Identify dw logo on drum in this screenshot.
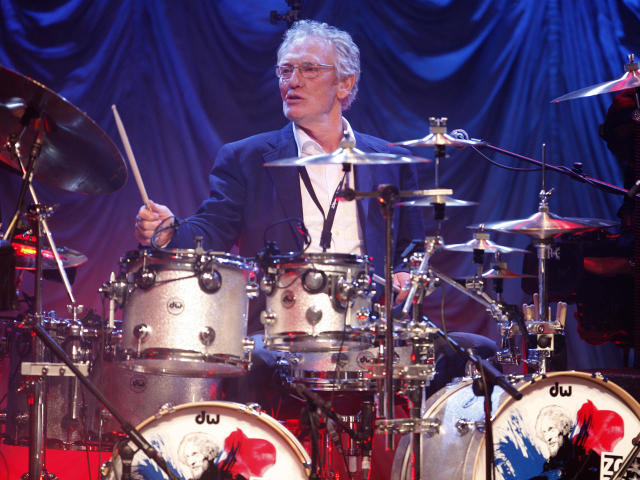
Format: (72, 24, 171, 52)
(167, 297, 185, 315)
(195, 410, 220, 425)
(549, 382, 572, 397)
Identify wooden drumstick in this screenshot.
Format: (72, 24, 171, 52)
(111, 104, 151, 210)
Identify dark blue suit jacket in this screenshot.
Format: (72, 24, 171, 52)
(171, 123, 424, 330)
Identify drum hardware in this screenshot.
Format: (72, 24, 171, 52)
(0, 65, 128, 479)
(293, 383, 369, 480)
(28, 316, 180, 480)
(260, 252, 375, 352)
(112, 248, 257, 377)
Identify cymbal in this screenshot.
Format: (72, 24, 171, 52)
(12, 234, 88, 270)
(443, 232, 529, 254)
(552, 55, 640, 103)
(482, 265, 535, 279)
(0, 66, 127, 194)
(475, 211, 618, 240)
(265, 140, 431, 166)
(398, 188, 477, 207)
(390, 132, 485, 148)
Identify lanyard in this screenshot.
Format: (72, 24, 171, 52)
(298, 166, 348, 251)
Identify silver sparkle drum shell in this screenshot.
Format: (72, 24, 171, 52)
(120, 249, 257, 377)
(261, 253, 374, 352)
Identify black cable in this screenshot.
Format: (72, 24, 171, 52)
(150, 216, 179, 250)
(470, 145, 541, 172)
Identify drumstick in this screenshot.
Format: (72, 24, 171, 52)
(111, 104, 151, 210)
(373, 274, 401, 292)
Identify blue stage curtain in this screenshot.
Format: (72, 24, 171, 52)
(1, 0, 638, 361)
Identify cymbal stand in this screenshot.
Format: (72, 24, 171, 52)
(5, 123, 78, 479)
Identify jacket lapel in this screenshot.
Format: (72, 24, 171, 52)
(263, 125, 303, 242)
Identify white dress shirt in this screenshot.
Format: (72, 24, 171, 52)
(293, 119, 364, 254)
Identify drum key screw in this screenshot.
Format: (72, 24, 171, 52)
(305, 305, 323, 325)
(199, 326, 216, 346)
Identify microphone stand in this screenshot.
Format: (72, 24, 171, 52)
(474, 142, 635, 198)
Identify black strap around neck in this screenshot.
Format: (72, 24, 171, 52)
(298, 166, 347, 251)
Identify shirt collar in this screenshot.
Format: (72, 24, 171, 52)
(292, 118, 355, 157)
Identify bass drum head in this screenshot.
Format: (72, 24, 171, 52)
(392, 371, 640, 480)
(102, 401, 310, 480)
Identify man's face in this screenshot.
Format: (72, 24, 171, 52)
(183, 445, 207, 478)
(539, 416, 565, 457)
(278, 37, 352, 128)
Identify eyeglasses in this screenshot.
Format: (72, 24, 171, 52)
(275, 63, 336, 80)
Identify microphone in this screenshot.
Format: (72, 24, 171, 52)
(627, 179, 640, 198)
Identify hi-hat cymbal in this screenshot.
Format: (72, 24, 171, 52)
(443, 232, 529, 254)
(482, 265, 535, 279)
(265, 140, 431, 166)
(475, 211, 617, 240)
(390, 132, 485, 148)
(552, 55, 640, 103)
(0, 66, 127, 194)
(398, 188, 478, 207)
(12, 234, 88, 270)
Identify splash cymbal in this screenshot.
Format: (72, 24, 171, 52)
(398, 189, 477, 207)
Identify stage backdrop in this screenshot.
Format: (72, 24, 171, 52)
(0, 1, 637, 355)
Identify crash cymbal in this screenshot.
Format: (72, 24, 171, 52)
(12, 234, 88, 270)
(475, 211, 618, 240)
(265, 140, 431, 166)
(552, 54, 640, 103)
(0, 66, 126, 194)
(398, 188, 478, 207)
(443, 232, 529, 254)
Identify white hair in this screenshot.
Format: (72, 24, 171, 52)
(277, 20, 360, 110)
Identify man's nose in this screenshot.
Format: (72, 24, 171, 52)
(288, 67, 304, 86)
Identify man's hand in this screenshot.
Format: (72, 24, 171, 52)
(134, 200, 175, 247)
(392, 271, 411, 306)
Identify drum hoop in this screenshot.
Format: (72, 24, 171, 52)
(123, 249, 257, 273)
(273, 252, 370, 268)
(130, 401, 311, 471)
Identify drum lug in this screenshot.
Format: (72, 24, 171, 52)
(199, 326, 216, 346)
(155, 403, 175, 418)
(243, 337, 255, 353)
(246, 402, 262, 413)
(246, 281, 259, 299)
(260, 310, 277, 326)
(305, 306, 323, 326)
(100, 460, 113, 480)
(133, 324, 151, 343)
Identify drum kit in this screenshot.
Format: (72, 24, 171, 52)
(0, 53, 639, 480)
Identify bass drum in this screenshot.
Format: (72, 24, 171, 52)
(392, 371, 640, 480)
(101, 401, 310, 480)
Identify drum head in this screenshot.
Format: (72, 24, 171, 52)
(104, 401, 310, 480)
(393, 371, 640, 480)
